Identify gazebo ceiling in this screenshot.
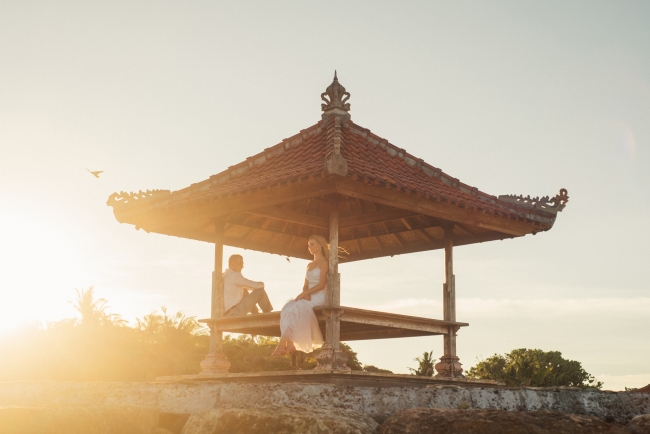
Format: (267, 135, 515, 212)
(107, 73, 568, 262)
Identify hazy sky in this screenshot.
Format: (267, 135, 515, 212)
(1, 1, 648, 390)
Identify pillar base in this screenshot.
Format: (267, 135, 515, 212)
(199, 352, 231, 375)
(314, 345, 350, 371)
(434, 355, 464, 378)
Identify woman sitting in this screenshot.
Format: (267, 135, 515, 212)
(271, 235, 329, 357)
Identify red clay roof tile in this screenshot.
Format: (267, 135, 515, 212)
(158, 116, 561, 226)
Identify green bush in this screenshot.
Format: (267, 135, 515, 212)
(466, 348, 603, 388)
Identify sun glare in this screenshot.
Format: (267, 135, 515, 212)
(0, 211, 91, 336)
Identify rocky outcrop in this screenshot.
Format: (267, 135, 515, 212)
(628, 414, 650, 434)
(181, 405, 379, 434)
(379, 408, 626, 434)
(1, 381, 649, 425)
(0, 405, 160, 434)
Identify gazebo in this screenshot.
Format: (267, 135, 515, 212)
(107, 73, 568, 378)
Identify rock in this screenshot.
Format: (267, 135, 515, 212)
(181, 405, 379, 434)
(636, 385, 650, 393)
(159, 413, 190, 434)
(3, 381, 650, 425)
(379, 408, 626, 434)
(0, 405, 159, 434)
(628, 414, 650, 434)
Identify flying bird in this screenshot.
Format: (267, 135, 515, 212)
(286, 257, 290, 263)
(86, 169, 103, 178)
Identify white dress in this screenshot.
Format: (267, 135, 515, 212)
(280, 267, 326, 352)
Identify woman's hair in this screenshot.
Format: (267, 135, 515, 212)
(309, 235, 330, 260)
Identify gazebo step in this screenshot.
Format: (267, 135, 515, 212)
(199, 306, 468, 341)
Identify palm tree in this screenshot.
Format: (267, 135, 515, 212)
(136, 307, 208, 377)
(71, 287, 124, 327)
(409, 350, 435, 377)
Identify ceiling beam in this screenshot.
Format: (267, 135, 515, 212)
(333, 178, 541, 237)
(118, 179, 336, 233)
(135, 216, 517, 262)
(224, 214, 433, 244)
(340, 208, 419, 229)
(247, 206, 328, 229)
(342, 232, 518, 262)
(222, 236, 312, 260)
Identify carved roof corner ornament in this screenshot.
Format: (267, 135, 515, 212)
(107, 189, 171, 208)
(321, 71, 351, 122)
(324, 114, 349, 177)
(498, 188, 569, 215)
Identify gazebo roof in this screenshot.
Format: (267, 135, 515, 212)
(107, 74, 568, 262)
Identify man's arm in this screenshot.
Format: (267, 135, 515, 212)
(232, 273, 264, 291)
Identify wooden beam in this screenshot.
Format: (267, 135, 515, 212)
(400, 217, 413, 230)
(199, 219, 231, 375)
(341, 231, 515, 262)
(119, 179, 336, 233)
(373, 236, 384, 252)
(247, 206, 328, 229)
(333, 178, 539, 236)
(394, 232, 409, 248)
(341, 329, 441, 341)
(224, 217, 328, 243)
(443, 226, 456, 358)
(362, 200, 378, 213)
(222, 235, 313, 260)
(340, 208, 419, 229)
(240, 226, 256, 242)
(337, 316, 452, 335)
(391, 233, 404, 248)
(418, 228, 438, 244)
(212, 222, 225, 321)
(209, 220, 225, 352)
(260, 217, 272, 230)
(455, 222, 477, 236)
(327, 197, 341, 343)
(132, 212, 514, 262)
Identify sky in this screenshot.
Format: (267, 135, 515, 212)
(1, 1, 648, 390)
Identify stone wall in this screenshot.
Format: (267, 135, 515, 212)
(0, 381, 648, 424)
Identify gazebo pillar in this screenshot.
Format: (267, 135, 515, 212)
(435, 225, 464, 377)
(199, 220, 231, 375)
(315, 197, 349, 371)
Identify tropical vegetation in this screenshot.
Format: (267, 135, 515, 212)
(466, 348, 603, 388)
(0, 288, 601, 387)
(0, 287, 387, 381)
(408, 350, 435, 377)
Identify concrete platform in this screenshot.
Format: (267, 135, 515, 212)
(155, 370, 498, 388)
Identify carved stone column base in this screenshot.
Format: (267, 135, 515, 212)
(434, 355, 464, 378)
(199, 352, 231, 375)
(314, 345, 350, 371)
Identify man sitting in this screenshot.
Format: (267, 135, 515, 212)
(223, 254, 273, 317)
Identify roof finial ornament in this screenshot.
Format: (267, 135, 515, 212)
(321, 71, 351, 113)
(322, 71, 349, 176)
